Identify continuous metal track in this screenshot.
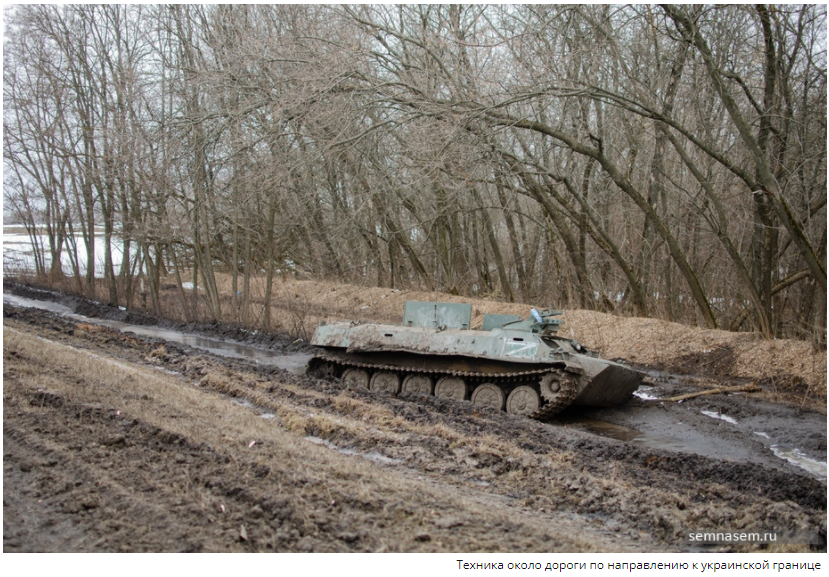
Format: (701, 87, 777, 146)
(308, 353, 580, 419)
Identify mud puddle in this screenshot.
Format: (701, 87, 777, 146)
(558, 415, 743, 465)
(560, 394, 827, 482)
(3, 293, 312, 374)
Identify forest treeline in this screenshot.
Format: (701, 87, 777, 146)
(3, 5, 826, 342)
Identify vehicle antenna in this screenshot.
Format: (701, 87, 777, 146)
(434, 249, 441, 327)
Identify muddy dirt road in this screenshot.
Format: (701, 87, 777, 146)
(3, 285, 826, 553)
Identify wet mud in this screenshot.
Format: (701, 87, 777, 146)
(3, 283, 826, 552)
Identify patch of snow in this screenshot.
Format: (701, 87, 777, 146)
(770, 445, 827, 480)
(701, 410, 738, 424)
(231, 398, 255, 410)
(152, 366, 180, 376)
(363, 451, 402, 465)
(633, 386, 660, 401)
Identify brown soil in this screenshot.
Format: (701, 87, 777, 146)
(3, 288, 826, 554)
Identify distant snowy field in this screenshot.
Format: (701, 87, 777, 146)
(4, 228, 127, 278)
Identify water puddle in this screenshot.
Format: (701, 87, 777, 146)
(770, 445, 827, 480)
(630, 432, 727, 458)
(4, 294, 75, 316)
(559, 416, 641, 442)
(558, 415, 748, 463)
(559, 414, 826, 481)
(305, 435, 402, 465)
(3, 293, 312, 374)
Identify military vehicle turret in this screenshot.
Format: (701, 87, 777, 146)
(306, 301, 641, 419)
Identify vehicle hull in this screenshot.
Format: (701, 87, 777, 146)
(309, 320, 641, 415)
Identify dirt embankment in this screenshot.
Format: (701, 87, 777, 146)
(3, 287, 826, 553)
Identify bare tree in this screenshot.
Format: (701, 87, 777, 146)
(5, 4, 824, 342)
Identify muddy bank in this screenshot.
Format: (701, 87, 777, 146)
(5, 282, 313, 354)
(3, 288, 826, 552)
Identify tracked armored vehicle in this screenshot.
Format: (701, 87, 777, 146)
(307, 301, 641, 419)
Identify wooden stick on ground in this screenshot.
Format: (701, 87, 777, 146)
(650, 383, 762, 403)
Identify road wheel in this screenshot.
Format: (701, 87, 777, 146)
(341, 368, 370, 389)
(369, 371, 401, 394)
(401, 374, 433, 396)
(506, 385, 540, 415)
(471, 383, 505, 411)
(435, 377, 467, 401)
